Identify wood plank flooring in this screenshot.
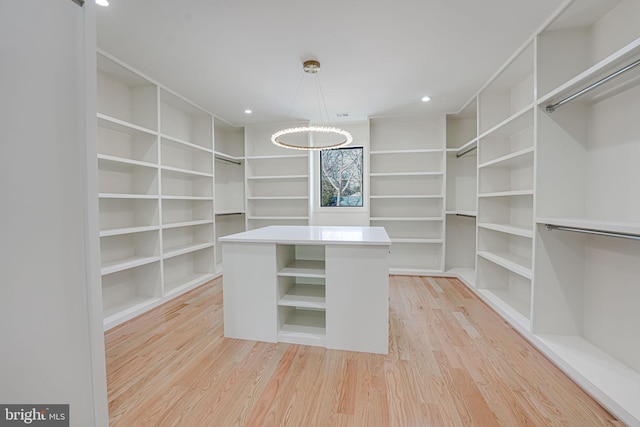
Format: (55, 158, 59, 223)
(105, 276, 622, 426)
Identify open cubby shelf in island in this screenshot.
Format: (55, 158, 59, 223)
(220, 226, 390, 354)
(369, 116, 446, 274)
(96, 51, 218, 330)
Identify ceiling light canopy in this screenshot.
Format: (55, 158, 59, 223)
(421, 96, 431, 102)
(271, 60, 352, 151)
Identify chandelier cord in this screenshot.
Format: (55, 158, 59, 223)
(285, 71, 306, 118)
(314, 73, 338, 143)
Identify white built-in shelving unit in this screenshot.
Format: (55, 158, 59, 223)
(445, 99, 478, 285)
(369, 116, 446, 274)
(97, 51, 219, 329)
(159, 87, 216, 299)
(450, 1, 640, 424)
(531, 0, 640, 424)
(475, 41, 536, 332)
(214, 118, 245, 274)
(244, 123, 310, 230)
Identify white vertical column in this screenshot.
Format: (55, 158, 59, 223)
(325, 244, 390, 354)
(222, 242, 278, 342)
(0, 0, 108, 425)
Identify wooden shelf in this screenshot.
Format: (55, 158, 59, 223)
(161, 165, 213, 178)
(159, 134, 213, 154)
(99, 225, 159, 237)
(101, 256, 160, 276)
(278, 309, 326, 346)
(163, 242, 215, 259)
(479, 105, 534, 140)
(371, 194, 443, 199)
(246, 175, 308, 180)
(279, 285, 326, 309)
(247, 216, 309, 221)
(162, 219, 213, 229)
(97, 154, 157, 169)
(278, 260, 326, 278)
(97, 113, 157, 136)
(247, 196, 307, 200)
(478, 189, 533, 198)
(98, 193, 158, 199)
(370, 148, 442, 154)
(370, 171, 443, 177)
(478, 222, 533, 238)
(478, 147, 534, 169)
(161, 195, 213, 201)
(534, 334, 640, 425)
(477, 250, 532, 279)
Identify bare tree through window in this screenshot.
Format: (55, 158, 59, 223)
(320, 147, 363, 207)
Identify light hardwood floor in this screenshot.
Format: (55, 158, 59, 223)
(105, 276, 621, 426)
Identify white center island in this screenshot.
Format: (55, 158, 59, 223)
(219, 225, 391, 354)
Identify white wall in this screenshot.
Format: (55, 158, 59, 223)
(310, 121, 370, 226)
(0, 1, 108, 426)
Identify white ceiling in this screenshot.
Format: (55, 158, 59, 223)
(96, 0, 562, 127)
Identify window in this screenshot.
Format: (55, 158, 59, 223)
(320, 147, 363, 207)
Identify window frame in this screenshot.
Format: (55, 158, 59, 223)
(318, 146, 365, 209)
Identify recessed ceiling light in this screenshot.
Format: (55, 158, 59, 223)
(421, 96, 431, 102)
(244, 109, 252, 114)
(96, 0, 109, 6)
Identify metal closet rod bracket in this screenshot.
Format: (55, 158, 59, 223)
(546, 58, 640, 113)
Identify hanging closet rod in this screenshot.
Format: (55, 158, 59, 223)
(546, 58, 640, 113)
(544, 224, 640, 241)
(456, 145, 477, 158)
(456, 213, 476, 218)
(215, 212, 244, 216)
(215, 156, 242, 166)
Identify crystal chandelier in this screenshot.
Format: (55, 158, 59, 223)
(271, 60, 353, 151)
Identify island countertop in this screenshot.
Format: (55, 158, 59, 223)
(219, 225, 391, 246)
